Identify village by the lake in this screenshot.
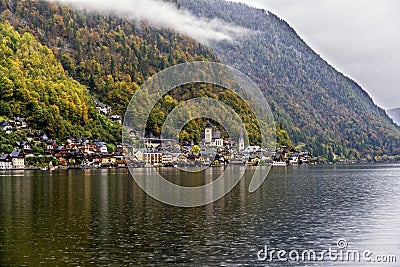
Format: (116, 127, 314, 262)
(1, 115, 398, 171)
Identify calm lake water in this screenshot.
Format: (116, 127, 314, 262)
(1, 164, 399, 266)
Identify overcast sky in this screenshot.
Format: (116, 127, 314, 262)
(229, 0, 400, 110)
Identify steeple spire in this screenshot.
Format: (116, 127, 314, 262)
(238, 125, 244, 152)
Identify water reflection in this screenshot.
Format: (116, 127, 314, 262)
(0, 165, 399, 266)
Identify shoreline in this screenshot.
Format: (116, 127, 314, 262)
(1, 161, 399, 172)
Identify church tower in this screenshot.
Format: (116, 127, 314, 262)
(238, 126, 244, 152)
(205, 121, 212, 144)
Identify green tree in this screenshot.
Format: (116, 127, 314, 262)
(190, 145, 200, 155)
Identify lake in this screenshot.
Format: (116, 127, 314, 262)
(1, 164, 399, 266)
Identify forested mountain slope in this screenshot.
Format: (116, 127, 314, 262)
(179, 0, 400, 157)
(0, 21, 120, 142)
(1, 0, 217, 115)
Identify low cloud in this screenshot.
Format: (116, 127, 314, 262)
(51, 0, 249, 44)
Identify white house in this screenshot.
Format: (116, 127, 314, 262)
(94, 141, 108, 154)
(46, 140, 58, 151)
(0, 154, 12, 169)
(214, 138, 223, 147)
(99, 145, 108, 154)
(10, 149, 25, 169)
(14, 117, 28, 129)
(177, 153, 188, 163)
(162, 154, 173, 165)
(143, 152, 163, 164)
(134, 149, 144, 161)
(96, 103, 111, 115)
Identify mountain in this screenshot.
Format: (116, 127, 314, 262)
(0, 0, 271, 146)
(178, 0, 400, 157)
(1, 0, 399, 157)
(387, 109, 400, 126)
(0, 21, 120, 143)
(0, 0, 226, 143)
(0, 0, 217, 115)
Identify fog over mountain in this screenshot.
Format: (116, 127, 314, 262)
(49, 0, 250, 44)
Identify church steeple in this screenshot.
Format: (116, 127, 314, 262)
(205, 120, 212, 144)
(238, 126, 244, 152)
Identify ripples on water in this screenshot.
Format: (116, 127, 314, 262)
(0, 164, 399, 266)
